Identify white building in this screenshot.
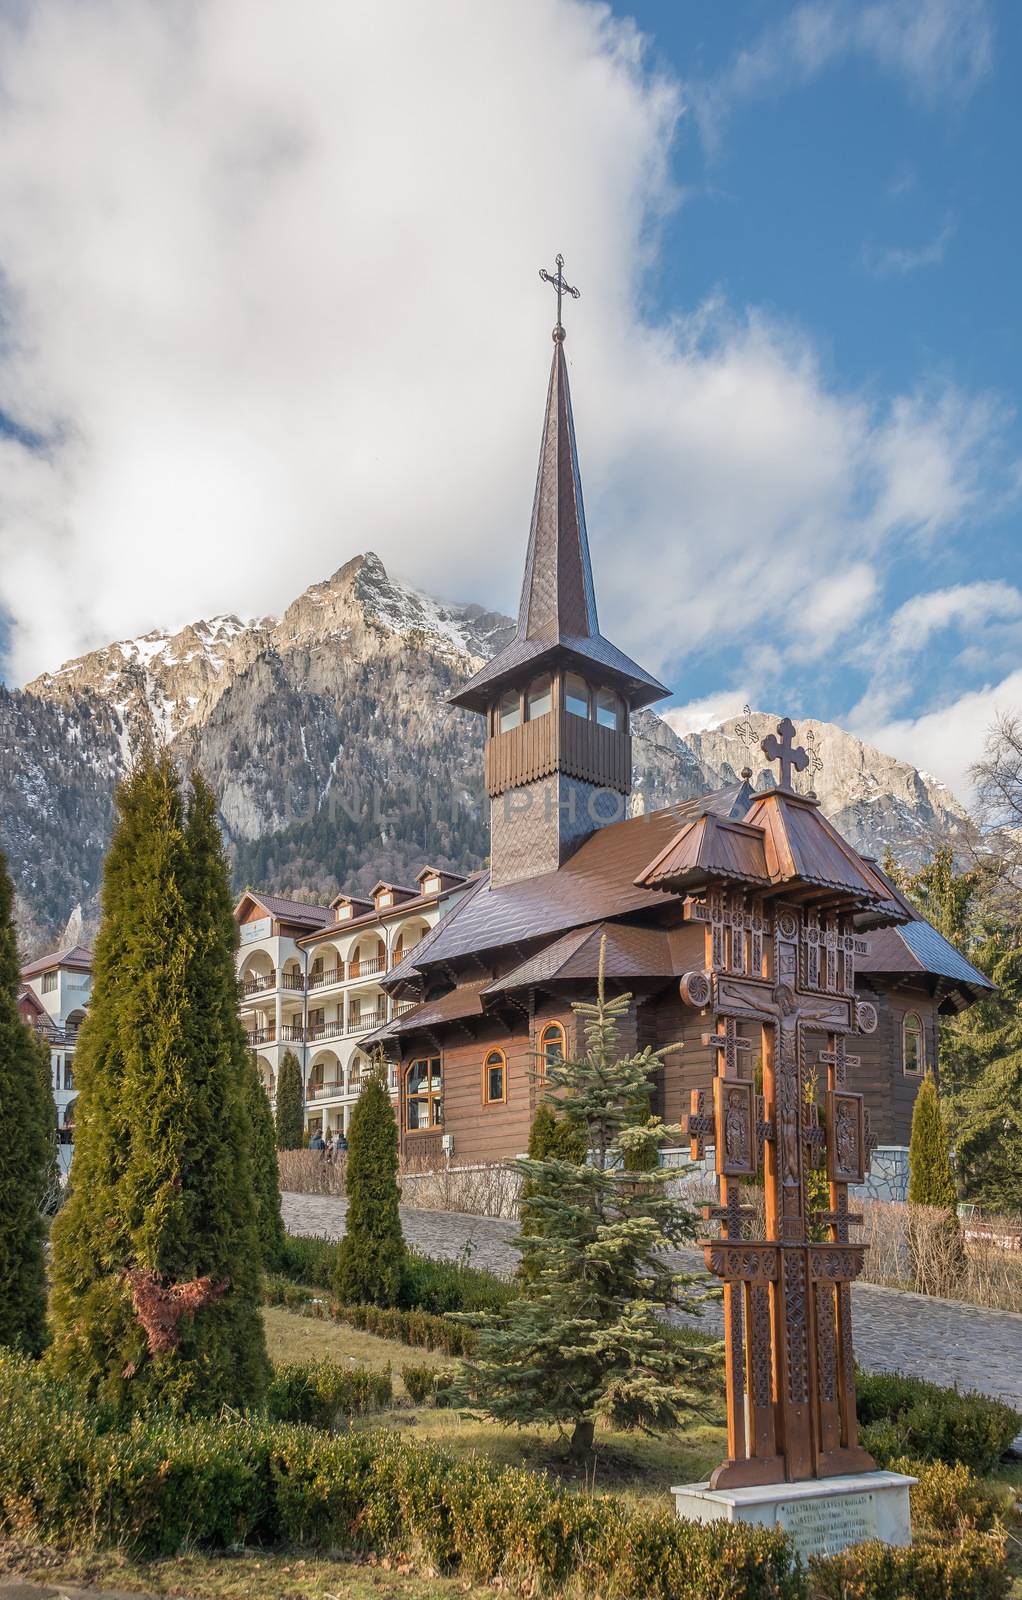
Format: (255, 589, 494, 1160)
(18, 943, 93, 1172)
(234, 868, 470, 1136)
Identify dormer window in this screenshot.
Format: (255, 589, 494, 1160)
(498, 689, 521, 733)
(422, 875, 441, 896)
(336, 903, 353, 921)
(377, 889, 394, 909)
(564, 673, 590, 719)
(526, 674, 552, 721)
(596, 687, 621, 731)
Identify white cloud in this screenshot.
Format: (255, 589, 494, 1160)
(888, 579, 1022, 650)
(691, 0, 993, 152)
(0, 0, 1014, 731)
(862, 214, 957, 278)
(663, 690, 754, 737)
(860, 669, 1022, 802)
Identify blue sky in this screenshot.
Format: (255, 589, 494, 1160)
(0, 0, 1017, 801)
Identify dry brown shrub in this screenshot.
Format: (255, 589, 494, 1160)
(277, 1148, 347, 1197)
(851, 1200, 1022, 1310)
(398, 1158, 521, 1219)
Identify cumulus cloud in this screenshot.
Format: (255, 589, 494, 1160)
(0, 0, 1015, 809)
(860, 668, 1022, 801)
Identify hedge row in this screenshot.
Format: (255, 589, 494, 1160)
(0, 1356, 1012, 1600)
(266, 1361, 392, 1427)
(856, 1370, 1020, 1475)
(262, 1276, 480, 1356)
(0, 1354, 796, 1600)
(278, 1233, 511, 1314)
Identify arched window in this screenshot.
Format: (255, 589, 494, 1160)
(526, 674, 552, 720)
(564, 673, 590, 719)
(406, 1056, 443, 1130)
(596, 687, 621, 731)
(498, 689, 521, 733)
(538, 1021, 565, 1081)
(483, 1048, 507, 1105)
(903, 1012, 925, 1075)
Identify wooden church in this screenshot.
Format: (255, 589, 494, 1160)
(372, 276, 991, 1193)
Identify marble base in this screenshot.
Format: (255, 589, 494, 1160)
(671, 1471, 916, 1560)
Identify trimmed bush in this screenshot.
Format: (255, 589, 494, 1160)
(856, 1369, 1020, 1474)
(401, 1362, 456, 1407)
(807, 1530, 1009, 1600)
(267, 1360, 391, 1427)
(279, 1230, 511, 1314)
(339, 1302, 478, 1357)
(0, 1353, 801, 1597)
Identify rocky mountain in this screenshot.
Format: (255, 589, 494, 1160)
(4, 551, 970, 951)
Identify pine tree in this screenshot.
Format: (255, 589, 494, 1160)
(275, 1049, 305, 1150)
(908, 1072, 958, 1207)
(461, 941, 709, 1458)
(49, 755, 269, 1415)
(952, 941, 1022, 1215)
(334, 1056, 404, 1307)
(0, 850, 55, 1355)
(517, 1103, 587, 1283)
(241, 1056, 286, 1270)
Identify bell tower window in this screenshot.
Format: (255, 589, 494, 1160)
(498, 690, 521, 734)
(596, 687, 621, 730)
(564, 673, 590, 719)
(526, 674, 552, 721)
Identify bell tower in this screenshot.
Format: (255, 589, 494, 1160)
(450, 256, 667, 888)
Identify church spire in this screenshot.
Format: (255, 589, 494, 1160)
(451, 254, 666, 715)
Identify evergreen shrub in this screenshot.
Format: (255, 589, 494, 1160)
(807, 1529, 1009, 1600)
(266, 1360, 392, 1426)
(274, 1050, 305, 1151)
(898, 1458, 1008, 1538)
(241, 1057, 286, 1270)
(856, 1370, 1020, 1474)
(335, 1302, 478, 1357)
(401, 1362, 456, 1407)
(279, 1230, 510, 1313)
(334, 1066, 404, 1308)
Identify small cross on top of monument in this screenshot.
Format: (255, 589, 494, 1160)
(539, 252, 580, 341)
(761, 716, 810, 792)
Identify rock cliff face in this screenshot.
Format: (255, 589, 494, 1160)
(6, 551, 969, 949)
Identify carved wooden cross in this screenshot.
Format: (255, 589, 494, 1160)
(704, 1185, 755, 1239)
(686, 1088, 717, 1162)
(538, 252, 580, 332)
(815, 1189, 863, 1246)
(703, 1017, 753, 1080)
(819, 1037, 860, 1090)
(761, 717, 810, 792)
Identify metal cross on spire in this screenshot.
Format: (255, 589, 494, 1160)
(539, 252, 580, 340)
(761, 716, 810, 792)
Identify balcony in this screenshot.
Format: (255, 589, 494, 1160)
(349, 955, 386, 978)
(307, 965, 342, 991)
(281, 971, 305, 992)
(245, 1021, 305, 1048)
(242, 973, 277, 996)
(308, 1079, 345, 1100)
(307, 955, 389, 989)
(246, 1025, 276, 1047)
(346, 1009, 384, 1035)
(306, 1019, 346, 1044)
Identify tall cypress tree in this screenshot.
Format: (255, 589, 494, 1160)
(0, 851, 54, 1355)
(908, 1072, 958, 1207)
(334, 1058, 404, 1307)
(275, 1049, 305, 1150)
(241, 1056, 286, 1269)
(49, 755, 269, 1415)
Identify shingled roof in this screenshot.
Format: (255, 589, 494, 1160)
(20, 943, 93, 979)
(449, 334, 667, 714)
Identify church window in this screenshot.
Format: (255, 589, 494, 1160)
(483, 1048, 507, 1104)
(903, 1012, 925, 1075)
(526, 674, 552, 720)
(498, 690, 521, 733)
(596, 687, 621, 730)
(564, 673, 590, 719)
(539, 1021, 565, 1080)
(406, 1056, 443, 1129)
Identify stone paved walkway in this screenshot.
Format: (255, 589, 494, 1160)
(283, 1192, 1022, 1416)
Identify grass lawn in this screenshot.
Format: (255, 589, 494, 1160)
(263, 1305, 726, 1500)
(0, 1542, 494, 1599)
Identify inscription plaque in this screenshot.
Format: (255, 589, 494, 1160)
(775, 1490, 878, 1557)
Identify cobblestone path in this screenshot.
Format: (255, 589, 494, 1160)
(283, 1192, 1022, 1418)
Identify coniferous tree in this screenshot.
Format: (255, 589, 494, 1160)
(517, 1102, 587, 1282)
(908, 1072, 958, 1207)
(275, 1049, 305, 1150)
(0, 851, 54, 1355)
(334, 1056, 404, 1307)
(952, 941, 1022, 1216)
(461, 941, 709, 1458)
(49, 755, 269, 1415)
(241, 1056, 286, 1270)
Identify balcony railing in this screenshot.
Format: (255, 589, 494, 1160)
(281, 971, 305, 991)
(242, 973, 277, 996)
(307, 965, 341, 991)
(349, 955, 386, 978)
(279, 1023, 305, 1043)
(306, 1019, 346, 1044)
(346, 1009, 384, 1035)
(307, 955, 389, 989)
(246, 1025, 275, 1047)
(309, 1080, 345, 1099)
